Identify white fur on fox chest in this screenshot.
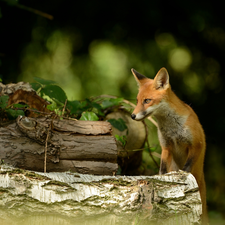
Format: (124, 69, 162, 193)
(154, 101, 193, 156)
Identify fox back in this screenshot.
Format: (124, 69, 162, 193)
(131, 67, 207, 224)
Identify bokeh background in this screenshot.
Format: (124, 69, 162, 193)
(1, 0, 225, 223)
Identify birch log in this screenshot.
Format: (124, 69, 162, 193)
(0, 166, 202, 225)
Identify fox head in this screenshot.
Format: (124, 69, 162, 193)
(131, 67, 170, 121)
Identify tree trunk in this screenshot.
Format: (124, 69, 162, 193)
(0, 166, 202, 225)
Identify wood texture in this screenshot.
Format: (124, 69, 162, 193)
(59, 136, 117, 161)
(0, 166, 202, 225)
(50, 160, 119, 174)
(50, 119, 112, 135)
(0, 116, 118, 175)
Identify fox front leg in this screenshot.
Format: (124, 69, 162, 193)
(182, 157, 193, 173)
(159, 147, 171, 174)
(182, 144, 202, 173)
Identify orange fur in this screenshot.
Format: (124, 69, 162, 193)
(131, 67, 207, 224)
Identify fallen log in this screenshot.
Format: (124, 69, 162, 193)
(0, 166, 202, 225)
(0, 116, 118, 175)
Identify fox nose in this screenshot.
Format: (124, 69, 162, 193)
(131, 114, 136, 120)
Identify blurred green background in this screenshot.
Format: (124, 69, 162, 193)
(0, 0, 225, 223)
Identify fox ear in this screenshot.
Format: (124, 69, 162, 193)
(153, 67, 170, 90)
(131, 68, 147, 86)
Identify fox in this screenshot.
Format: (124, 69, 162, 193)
(131, 67, 207, 224)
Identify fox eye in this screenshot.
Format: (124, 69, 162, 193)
(144, 99, 151, 104)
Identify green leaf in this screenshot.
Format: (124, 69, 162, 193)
(91, 101, 102, 111)
(13, 103, 28, 108)
(40, 85, 67, 104)
(115, 134, 127, 147)
(0, 78, 2, 82)
(30, 82, 42, 91)
(67, 100, 82, 115)
(80, 100, 89, 109)
(90, 101, 104, 116)
(150, 146, 157, 152)
(67, 99, 104, 117)
(101, 100, 113, 109)
(79, 112, 99, 121)
(6, 109, 25, 119)
(33, 77, 56, 86)
(47, 101, 57, 111)
(0, 95, 9, 109)
(101, 98, 123, 109)
(107, 118, 127, 131)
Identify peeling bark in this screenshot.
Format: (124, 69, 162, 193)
(0, 82, 50, 119)
(0, 166, 202, 225)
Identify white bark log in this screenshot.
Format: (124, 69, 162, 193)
(0, 165, 202, 225)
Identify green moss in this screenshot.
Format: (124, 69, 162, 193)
(0, 170, 8, 175)
(24, 171, 50, 180)
(0, 168, 51, 181)
(0, 188, 10, 193)
(100, 178, 135, 187)
(43, 180, 70, 187)
(41, 180, 76, 192)
(109, 186, 118, 191)
(7, 168, 25, 175)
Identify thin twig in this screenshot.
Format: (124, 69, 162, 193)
(23, 108, 51, 115)
(15, 3, 54, 20)
(15, 108, 77, 121)
(62, 99, 67, 116)
(44, 125, 51, 173)
(143, 120, 160, 169)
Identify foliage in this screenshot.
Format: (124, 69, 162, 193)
(31, 78, 130, 133)
(0, 95, 25, 120)
(32, 77, 66, 104)
(107, 118, 128, 132)
(0, 77, 127, 133)
(101, 98, 124, 109)
(114, 134, 127, 147)
(80, 111, 99, 121)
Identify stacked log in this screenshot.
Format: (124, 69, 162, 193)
(0, 82, 118, 175)
(0, 116, 118, 175)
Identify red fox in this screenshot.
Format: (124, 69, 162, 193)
(131, 67, 207, 224)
